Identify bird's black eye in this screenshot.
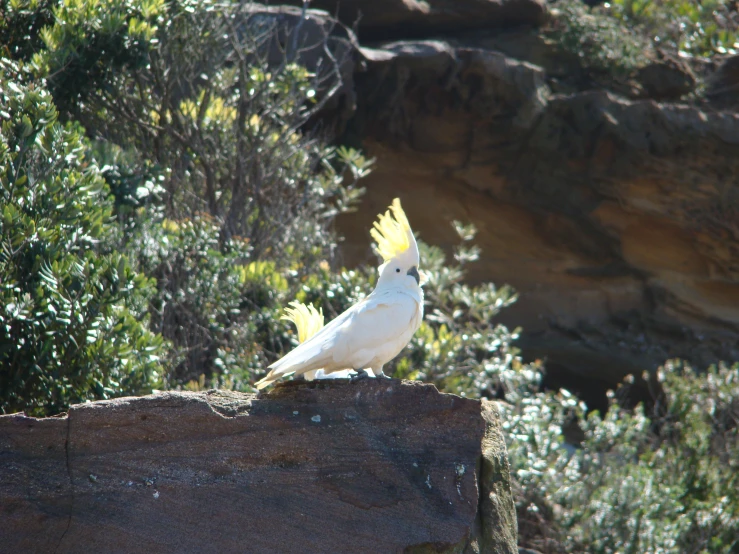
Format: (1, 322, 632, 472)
(395, 268, 400, 273)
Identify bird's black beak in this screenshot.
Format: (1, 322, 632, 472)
(406, 266, 420, 285)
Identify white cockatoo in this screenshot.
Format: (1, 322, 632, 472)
(277, 300, 355, 382)
(255, 198, 424, 390)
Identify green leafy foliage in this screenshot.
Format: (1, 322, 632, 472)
(30, 0, 164, 116)
(567, 362, 739, 553)
(389, 225, 522, 397)
(0, 0, 371, 407)
(130, 208, 380, 390)
(71, 0, 366, 252)
(72, 0, 371, 383)
(128, 211, 282, 387)
(506, 360, 739, 553)
(547, 0, 650, 76)
(547, 0, 738, 83)
(0, 60, 164, 416)
(607, 0, 739, 58)
(0, 0, 56, 60)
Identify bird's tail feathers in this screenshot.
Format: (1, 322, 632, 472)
(255, 367, 296, 390)
(255, 339, 331, 390)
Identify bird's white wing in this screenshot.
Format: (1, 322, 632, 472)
(255, 300, 369, 389)
(329, 290, 418, 367)
(255, 290, 419, 389)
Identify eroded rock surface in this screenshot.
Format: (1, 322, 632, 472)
(0, 381, 516, 554)
(335, 36, 739, 407)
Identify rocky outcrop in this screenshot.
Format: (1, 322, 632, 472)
(706, 54, 739, 109)
(284, 0, 547, 41)
(0, 381, 517, 554)
(227, 3, 739, 405)
(330, 28, 739, 408)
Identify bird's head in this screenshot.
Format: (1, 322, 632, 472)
(371, 198, 424, 290)
(281, 301, 324, 343)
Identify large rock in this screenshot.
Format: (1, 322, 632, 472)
(337, 39, 739, 408)
(226, 5, 738, 408)
(0, 381, 517, 554)
(284, 0, 547, 40)
(240, 4, 360, 132)
(706, 54, 739, 109)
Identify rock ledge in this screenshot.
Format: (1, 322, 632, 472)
(1, 380, 516, 554)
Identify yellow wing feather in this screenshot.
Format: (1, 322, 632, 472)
(370, 198, 411, 262)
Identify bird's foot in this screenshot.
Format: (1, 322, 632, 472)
(374, 370, 391, 379)
(350, 369, 369, 382)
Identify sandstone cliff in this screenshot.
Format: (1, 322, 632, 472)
(1, 381, 517, 553)
(276, 0, 739, 408)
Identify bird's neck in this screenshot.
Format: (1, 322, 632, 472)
(372, 282, 423, 304)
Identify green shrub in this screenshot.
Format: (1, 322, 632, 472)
(5, 0, 370, 390)
(0, 60, 164, 417)
(0, 0, 56, 61)
(505, 360, 739, 553)
(606, 0, 739, 58)
(388, 224, 523, 397)
(546, 0, 738, 83)
(567, 362, 739, 553)
(128, 210, 283, 387)
(129, 202, 384, 390)
(117, 139, 369, 385)
(547, 0, 650, 76)
(29, 0, 164, 117)
(69, 0, 365, 247)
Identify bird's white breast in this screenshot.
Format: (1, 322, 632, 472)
(365, 294, 422, 370)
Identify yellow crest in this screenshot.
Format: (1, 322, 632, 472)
(281, 301, 324, 343)
(370, 198, 411, 262)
